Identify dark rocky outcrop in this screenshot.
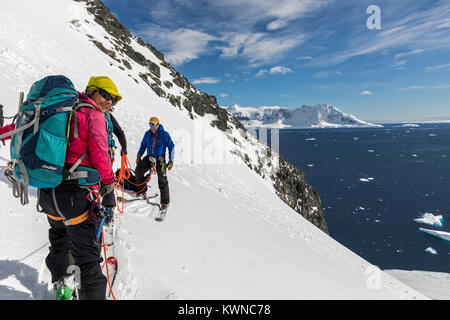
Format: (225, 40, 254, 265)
(273, 157, 328, 233)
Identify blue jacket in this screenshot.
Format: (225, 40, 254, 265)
(138, 124, 175, 160)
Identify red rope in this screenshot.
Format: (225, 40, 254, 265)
(114, 154, 131, 214)
(114, 154, 155, 213)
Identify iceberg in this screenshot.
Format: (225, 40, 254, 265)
(414, 213, 444, 227)
(419, 228, 450, 242)
(425, 247, 438, 255)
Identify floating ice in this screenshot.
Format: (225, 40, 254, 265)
(360, 178, 369, 182)
(425, 247, 438, 255)
(419, 228, 450, 241)
(429, 134, 437, 137)
(307, 164, 314, 167)
(305, 138, 316, 141)
(414, 213, 443, 227)
(401, 123, 420, 127)
(367, 149, 375, 152)
(411, 154, 418, 157)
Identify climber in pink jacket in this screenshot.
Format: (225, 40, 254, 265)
(38, 76, 122, 300)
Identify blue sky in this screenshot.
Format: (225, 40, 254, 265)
(103, 0, 450, 122)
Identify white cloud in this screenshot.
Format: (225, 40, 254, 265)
(265, 0, 329, 30)
(166, 29, 217, 65)
(219, 93, 229, 98)
(425, 63, 450, 72)
(397, 84, 450, 91)
(220, 32, 306, 66)
(256, 66, 293, 77)
(192, 77, 220, 84)
(255, 69, 268, 77)
(314, 70, 342, 78)
(296, 55, 312, 60)
(267, 19, 288, 31)
(138, 25, 216, 66)
(394, 49, 425, 61)
(269, 66, 293, 74)
(241, 34, 305, 66)
(360, 90, 372, 96)
(138, 0, 328, 66)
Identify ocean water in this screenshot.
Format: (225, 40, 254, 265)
(276, 123, 450, 273)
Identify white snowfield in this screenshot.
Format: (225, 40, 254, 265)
(0, 0, 442, 300)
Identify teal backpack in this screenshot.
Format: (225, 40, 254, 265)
(2, 75, 101, 205)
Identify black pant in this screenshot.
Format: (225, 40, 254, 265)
(38, 185, 107, 300)
(135, 157, 170, 204)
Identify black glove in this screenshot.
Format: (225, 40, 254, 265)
(99, 182, 115, 197)
(136, 153, 142, 164)
(104, 207, 114, 223)
(102, 190, 116, 208)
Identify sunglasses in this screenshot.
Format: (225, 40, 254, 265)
(149, 123, 159, 127)
(96, 87, 117, 106)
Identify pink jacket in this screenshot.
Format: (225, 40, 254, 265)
(65, 92, 115, 186)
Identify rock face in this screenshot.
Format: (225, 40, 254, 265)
(73, 0, 328, 234)
(273, 157, 328, 233)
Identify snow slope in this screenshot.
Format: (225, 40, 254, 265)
(226, 104, 382, 128)
(384, 270, 450, 300)
(0, 0, 430, 299)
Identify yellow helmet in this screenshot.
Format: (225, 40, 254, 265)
(86, 76, 122, 102)
(149, 116, 160, 125)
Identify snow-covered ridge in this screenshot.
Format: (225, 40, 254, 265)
(226, 104, 383, 128)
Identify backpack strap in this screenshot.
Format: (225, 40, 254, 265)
(5, 158, 30, 205)
(51, 188, 70, 224)
(63, 151, 89, 181)
(72, 102, 95, 139)
(0, 113, 37, 140)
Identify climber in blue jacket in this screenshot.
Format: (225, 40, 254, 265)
(135, 116, 175, 208)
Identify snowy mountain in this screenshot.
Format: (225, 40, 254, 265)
(226, 104, 383, 128)
(0, 0, 438, 300)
